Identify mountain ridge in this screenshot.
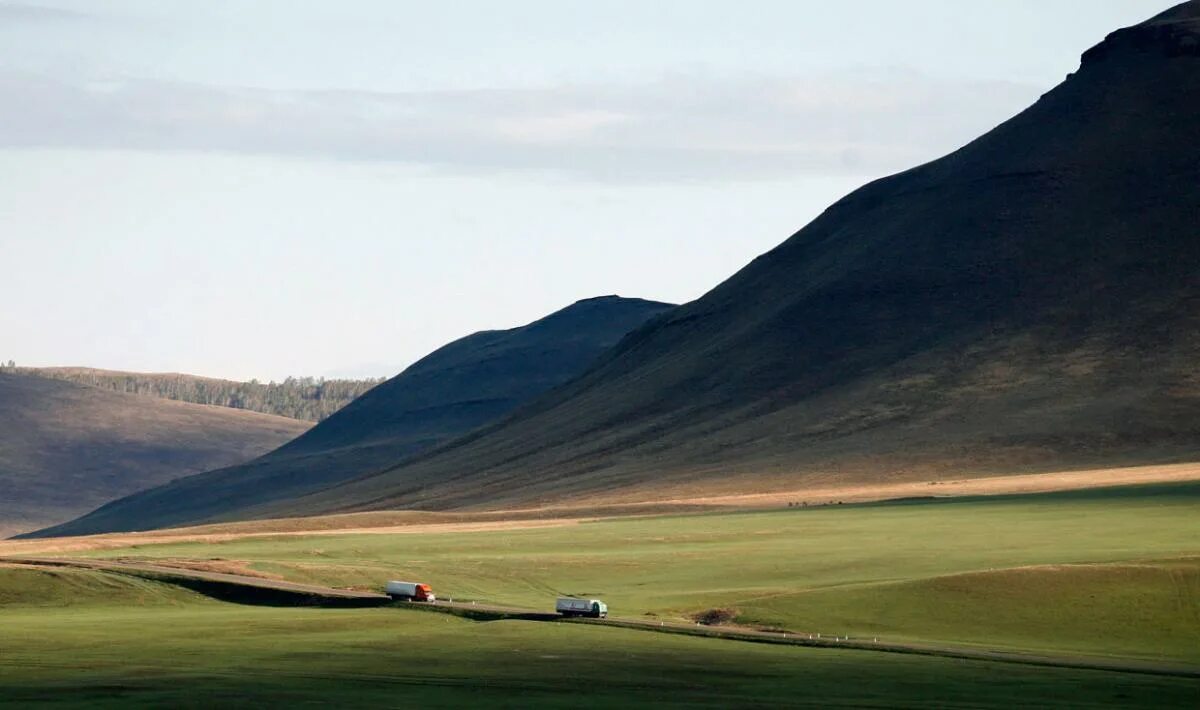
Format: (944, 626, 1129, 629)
(240, 1, 1200, 517)
(30, 295, 674, 536)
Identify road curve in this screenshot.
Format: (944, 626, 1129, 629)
(6, 556, 1198, 680)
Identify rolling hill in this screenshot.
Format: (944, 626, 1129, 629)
(32, 296, 672, 535)
(1, 365, 383, 422)
(0, 373, 309, 537)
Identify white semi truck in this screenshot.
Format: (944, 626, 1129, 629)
(385, 580, 436, 602)
(555, 597, 607, 618)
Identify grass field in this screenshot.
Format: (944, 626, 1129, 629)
(60, 483, 1200, 664)
(1, 565, 1197, 708)
(4, 483, 1198, 706)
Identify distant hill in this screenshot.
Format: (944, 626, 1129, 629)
(34, 296, 673, 535)
(0, 366, 385, 422)
(0, 373, 309, 537)
(170, 2, 1200, 519)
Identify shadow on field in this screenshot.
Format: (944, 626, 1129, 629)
(148, 575, 390, 608)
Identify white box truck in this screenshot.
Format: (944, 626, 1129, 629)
(556, 597, 607, 618)
(385, 580, 436, 602)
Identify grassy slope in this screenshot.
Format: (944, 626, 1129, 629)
(735, 559, 1200, 660)
(1, 567, 1195, 708)
(0, 373, 309, 537)
(0, 565, 202, 608)
(72, 484, 1200, 663)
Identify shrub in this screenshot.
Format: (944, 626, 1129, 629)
(693, 607, 738, 626)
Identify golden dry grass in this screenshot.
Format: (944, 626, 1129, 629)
(636, 461, 1200, 508)
(6, 461, 1198, 557)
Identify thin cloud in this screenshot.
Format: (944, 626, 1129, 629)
(0, 2, 94, 22)
(0, 69, 1042, 182)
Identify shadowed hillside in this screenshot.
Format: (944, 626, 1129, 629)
(33, 296, 672, 535)
(224, 3, 1200, 517)
(35, 4, 1200, 535)
(0, 373, 309, 537)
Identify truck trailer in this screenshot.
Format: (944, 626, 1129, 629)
(556, 597, 607, 618)
(385, 580, 436, 602)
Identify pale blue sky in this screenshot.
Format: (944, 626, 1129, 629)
(0, 1, 1177, 380)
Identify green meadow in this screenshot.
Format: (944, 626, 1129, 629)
(3, 484, 1198, 706)
(72, 483, 1200, 664)
(1, 565, 1197, 708)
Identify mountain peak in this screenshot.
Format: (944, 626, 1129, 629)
(1081, 0, 1200, 66)
(1146, 0, 1200, 25)
(543, 295, 675, 321)
(567, 294, 666, 308)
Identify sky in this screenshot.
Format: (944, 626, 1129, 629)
(0, 0, 1179, 380)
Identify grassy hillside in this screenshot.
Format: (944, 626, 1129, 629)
(62, 483, 1200, 664)
(209, 4, 1200, 521)
(0, 373, 308, 537)
(35, 296, 673, 536)
(736, 558, 1200, 660)
(0, 565, 202, 608)
(2, 365, 384, 422)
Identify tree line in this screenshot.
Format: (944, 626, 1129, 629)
(0, 362, 385, 422)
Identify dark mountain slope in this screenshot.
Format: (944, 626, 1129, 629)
(0, 373, 308, 537)
(275, 295, 674, 459)
(230, 2, 1200, 516)
(32, 296, 672, 536)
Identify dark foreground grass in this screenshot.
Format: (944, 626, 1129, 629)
(1, 575, 1197, 709)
